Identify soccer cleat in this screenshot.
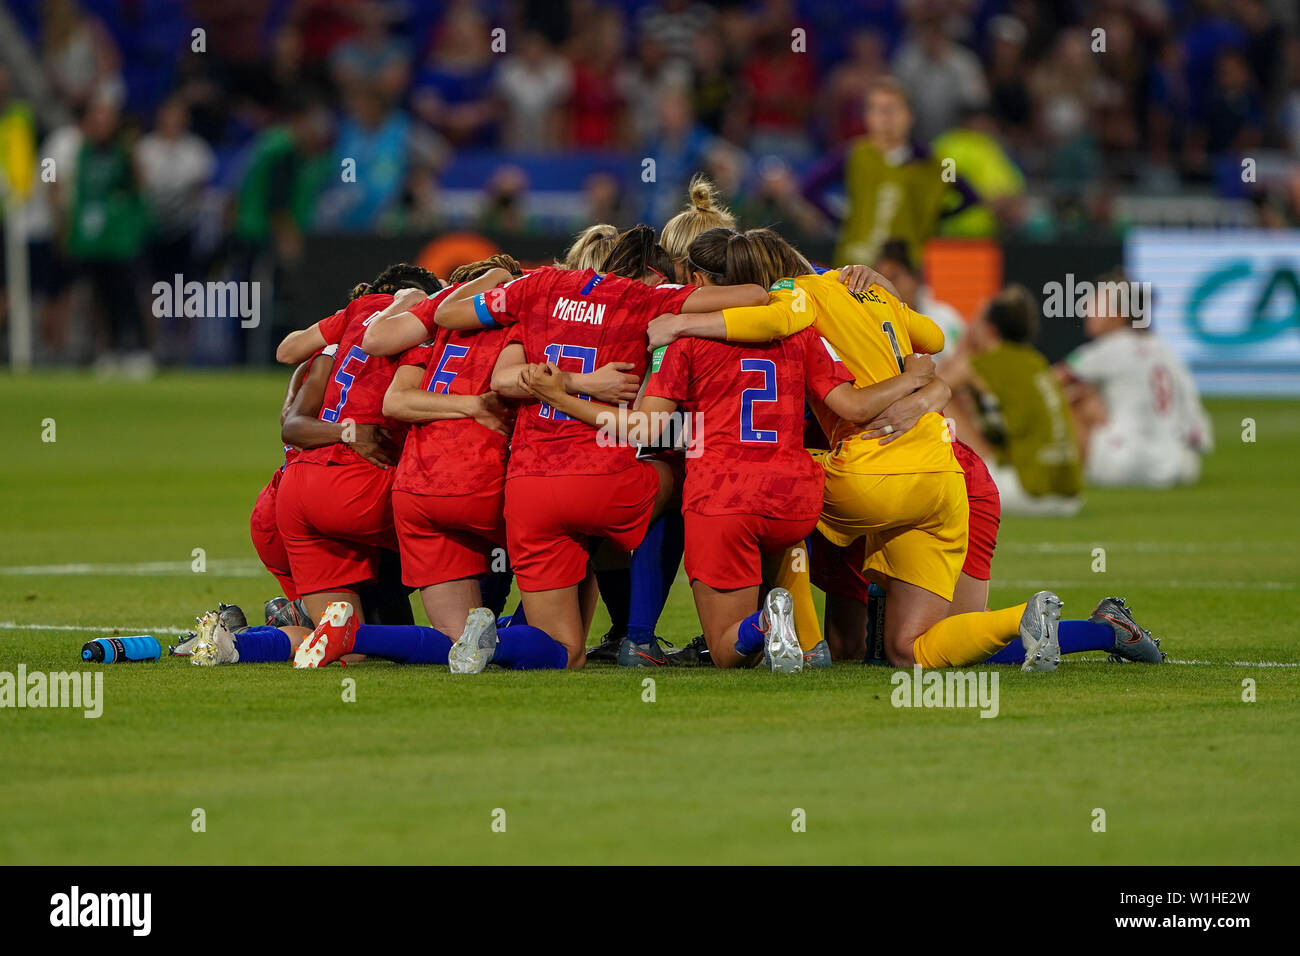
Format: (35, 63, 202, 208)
(217, 602, 248, 633)
(665, 634, 712, 667)
(265, 596, 312, 629)
(1019, 591, 1063, 672)
(1091, 597, 1165, 663)
(169, 632, 199, 656)
(762, 588, 803, 674)
(617, 635, 670, 667)
(292, 602, 358, 669)
(803, 639, 833, 669)
(586, 629, 626, 663)
(170, 616, 204, 656)
(448, 608, 498, 674)
(190, 611, 240, 666)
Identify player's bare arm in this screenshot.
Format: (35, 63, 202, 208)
(570, 361, 641, 405)
(281, 355, 398, 467)
(382, 364, 508, 438)
(434, 267, 516, 329)
(858, 377, 954, 445)
(275, 321, 329, 365)
(360, 287, 431, 356)
(679, 283, 769, 312)
(823, 353, 937, 425)
(280, 353, 339, 450)
(519, 363, 676, 446)
(490, 342, 638, 404)
(645, 282, 772, 349)
(647, 311, 727, 349)
(279, 359, 312, 425)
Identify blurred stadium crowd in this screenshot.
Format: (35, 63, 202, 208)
(0, 0, 1298, 367)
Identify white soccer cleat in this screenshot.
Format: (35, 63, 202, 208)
(190, 611, 240, 667)
(169, 620, 204, 656)
(448, 608, 499, 674)
(1019, 591, 1063, 672)
(762, 588, 803, 675)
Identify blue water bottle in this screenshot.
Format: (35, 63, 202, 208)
(81, 636, 163, 663)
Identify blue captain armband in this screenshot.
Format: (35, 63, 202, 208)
(472, 293, 499, 328)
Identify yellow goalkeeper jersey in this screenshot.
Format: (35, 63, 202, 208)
(721, 271, 961, 476)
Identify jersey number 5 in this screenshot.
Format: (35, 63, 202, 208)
(740, 358, 778, 443)
(321, 345, 369, 423)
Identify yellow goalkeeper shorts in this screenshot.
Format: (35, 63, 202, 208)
(817, 462, 969, 602)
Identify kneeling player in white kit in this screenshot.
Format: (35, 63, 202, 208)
(1059, 272, 1213, 488)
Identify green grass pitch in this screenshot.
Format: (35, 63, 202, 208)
(1, 372, 1296, 865)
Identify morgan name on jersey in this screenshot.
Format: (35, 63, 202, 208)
(552, 296, 608, 325)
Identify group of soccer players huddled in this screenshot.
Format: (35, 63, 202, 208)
(173, 176, 1167, 675)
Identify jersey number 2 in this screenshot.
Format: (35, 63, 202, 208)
(740, 358, 778, 443)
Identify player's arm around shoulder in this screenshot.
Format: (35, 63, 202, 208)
(361, 288, 432, 355)
(710, 283, 809, 344)
(435, 267, 519, 330)
(645, 283, 770, 349)
(275, 321, 328, 365)
(823, 352, 938, 425)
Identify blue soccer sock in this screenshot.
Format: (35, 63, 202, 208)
(352, 625, 453, 665)
(1060, 619, 1114, 654)
(499, 600, 527, 628)
(595, 567, 630, 637)
(627, 511, 683, 643)
(233, 625, 293, 662)
(982, 619, 1116, 665)
(734, 610, 766, 656)
(481, 570, 514, 619)
(493, 625, 569, 670)
(983, 640, 1025, 665)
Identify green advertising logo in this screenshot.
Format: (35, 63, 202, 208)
(1187, 262, 1300, 345)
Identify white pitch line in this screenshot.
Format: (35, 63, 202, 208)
(999, 542, 1297, 554)
(992, 578, 1296, 591)
(0, 621, 1293, 666)
(0, 621, 193, 636)
(0, 560, 265, 577)
(1073, 657, 1298, 668)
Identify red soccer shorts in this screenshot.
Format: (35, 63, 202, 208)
(276, 459, 398, 595)
(684, 509, 821, 590)
(249, 468, 298, 600)
(951, 440, 1000, 581)
(393, 486, 506, 589)
(810, 440, 1003, 600)
(504, 463, 659, 592)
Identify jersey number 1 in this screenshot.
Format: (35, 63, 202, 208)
(881, 320, 905, 373)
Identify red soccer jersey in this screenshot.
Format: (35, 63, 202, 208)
(477, 266, 696, 478)
(646, 327, 853, 517)
(296, 293, 406, 467)
(393, 321, 514, 496)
